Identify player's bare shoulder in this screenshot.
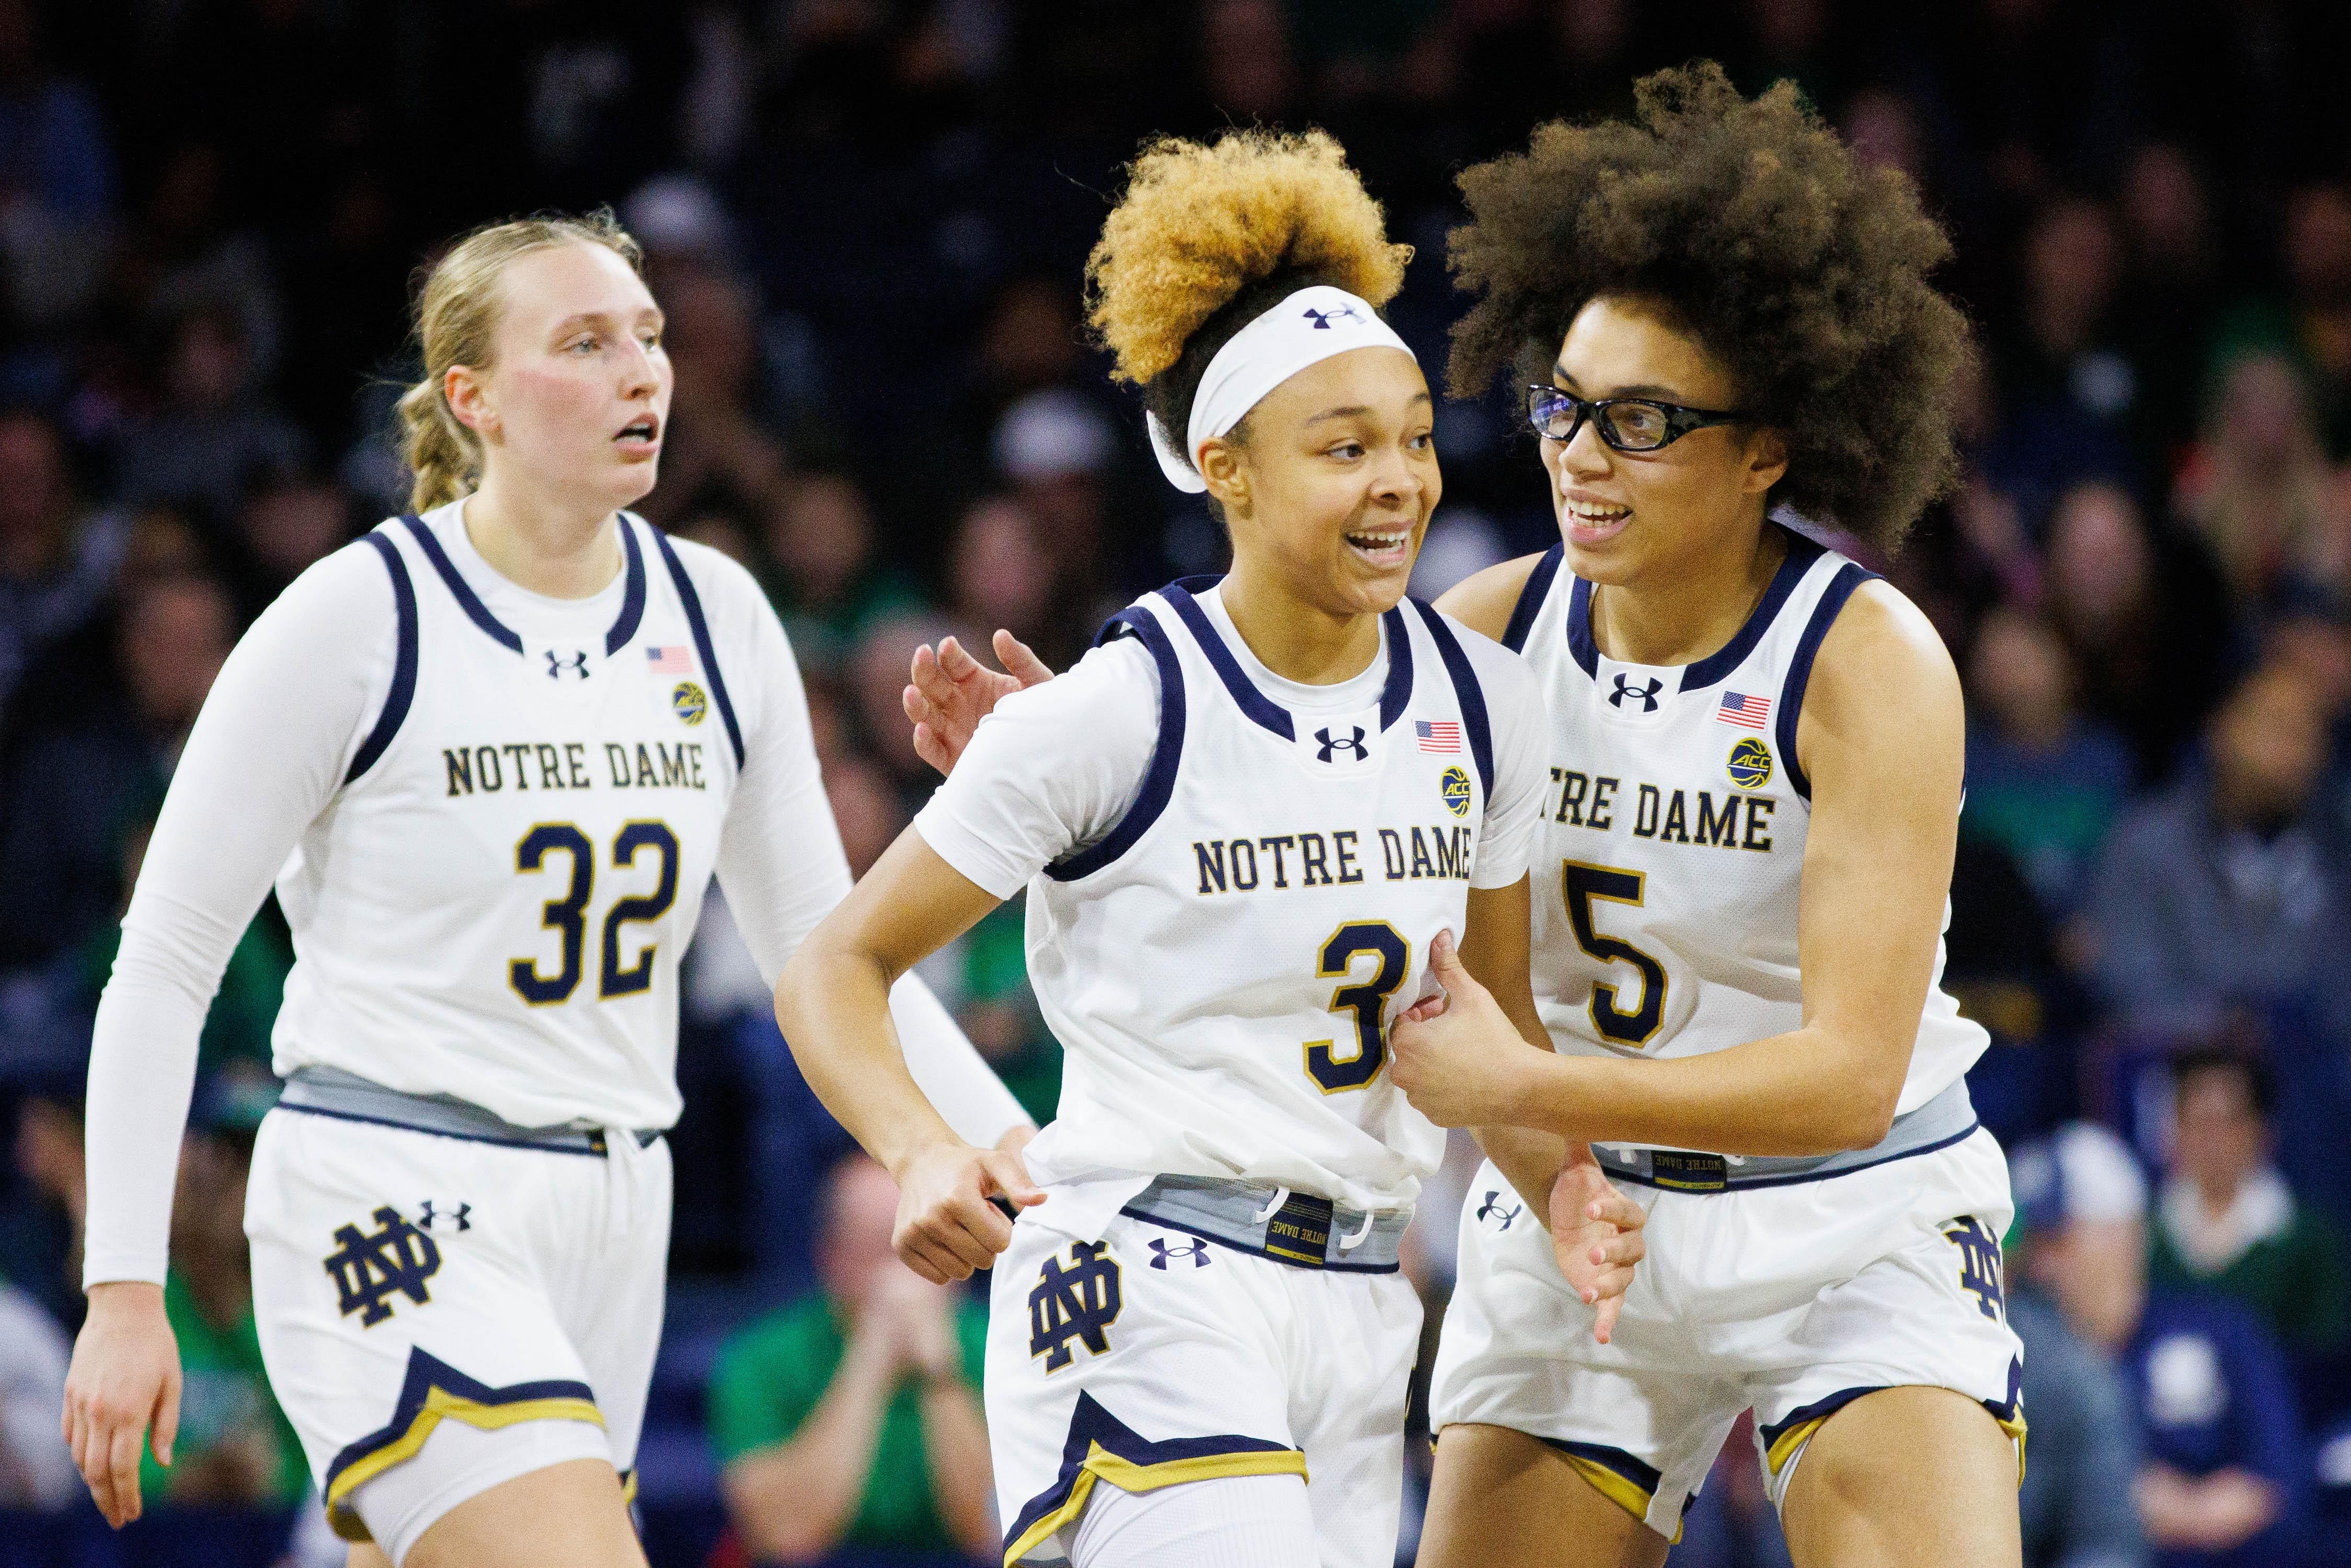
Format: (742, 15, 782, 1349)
(1802, 576, 1965, 779)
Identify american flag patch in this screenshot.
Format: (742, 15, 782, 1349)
(1716, 691, 1770, 728)
(646, 645, 694, 674)
(1415, 719, 1461, 753)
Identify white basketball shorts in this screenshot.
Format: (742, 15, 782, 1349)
(1430, 1127, 2024, 1541)
(244, 1105, 670, 1560)
(985, 1178, 1422, 1567)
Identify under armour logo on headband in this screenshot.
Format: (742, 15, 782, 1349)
(1301, 305, 1363, 329)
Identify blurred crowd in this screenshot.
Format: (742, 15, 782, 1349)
(4, 0, 2351, 1563)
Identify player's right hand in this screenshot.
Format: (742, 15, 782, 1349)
(63, 1280, 183, 1527)
(904, 631, 1051, 776)
(890, 1137, 1046, 1283)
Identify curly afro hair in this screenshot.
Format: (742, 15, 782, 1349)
(1085, 129, 1412, 468)
(1448, 63, 1972, 552)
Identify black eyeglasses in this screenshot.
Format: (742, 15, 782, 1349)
(1525, 385, 1748, 452)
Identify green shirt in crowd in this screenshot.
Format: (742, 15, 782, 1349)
(709, 1294, 989, 1553)
(140, 1270, 309, 1506)
(2150, 1192, 2351, 1358)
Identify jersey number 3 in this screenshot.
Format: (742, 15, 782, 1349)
(1304, 922, 1410, 1093)
(1563, 862, 1668, 1047)
(511, 821, 680, 1005)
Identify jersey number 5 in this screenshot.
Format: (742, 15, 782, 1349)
(1563, 861, 1668, 1047)
(511, 821, 680, 1005)
(1304, 922, 1410, 1093)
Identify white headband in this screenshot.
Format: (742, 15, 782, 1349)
(1145, 285, 1416, 493)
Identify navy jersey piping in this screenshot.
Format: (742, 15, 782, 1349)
(399, 513, 522, 654)
(1500, 545, 1564, 653)
(1375, 603, 1414, 731)
(1412, 600, 1495, 802)
(1559, 526, 1828, 691)
(648, 528, 747, 771)
(1775, 562, 1877, 802)
(604, 515, 648, 654)
(1161, 576, 1414, 738)
(347, 532, 419, 784)
(1046, 605, 1186, 882)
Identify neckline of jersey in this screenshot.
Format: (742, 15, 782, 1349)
(415, 500, 647, 655)
(1161, 575, 1415, 740)
(1565, 523, 1825, 692)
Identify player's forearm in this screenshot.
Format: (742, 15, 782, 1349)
(776, 935, 967, 1175)
(1514, 1024, 1905, 1156)
(919, 1380, 997, 1557)
(1474, 1126, 1566, 1225)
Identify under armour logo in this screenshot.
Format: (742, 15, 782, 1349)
(323, 1206, 442, 1327)
(1608, 673, 1664, 712)
(545, 649, 590, 680)
(1028, 1241, 1123, 1371)
(1148, 1237, 1212, 1269)
(417, 1200, 472, 1233)
(1301, 305, 1362, 329)
(1314, 725, 1369, 762)
(1943, 1216, 2006, 1321)
(1474, 1189, 1522, 1231)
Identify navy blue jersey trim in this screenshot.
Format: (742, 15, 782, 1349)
(1757, 1384, 1884, 1458)
(649, 527, 747, 770)
(1500, 545, 1564, 654)
(1412, 601, 1495, 802)
(273, 1098, 618, 1157)
(1002, 1391, 1299, 1558)
(1678, 528, 1826, 692)
(1376, 603, 1414, 731)
(1564, 575, 1599, 677)
(1046, 606, 1186, 882)
(398, 514, 523, 654)
(1775, 561, 1877, 802)
(324, 1347, 599, 1495)
(1535, 1436, 1666, 1498)
(347, 532, 419, 783)
(1161, 578, 1294, 741)
(604, 515, 648, 655)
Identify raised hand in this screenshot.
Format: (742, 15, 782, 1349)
(904, 632, 1052, 776)
(1549, 1150, 1647, 1344)
(889, 1137, 1046, 1283)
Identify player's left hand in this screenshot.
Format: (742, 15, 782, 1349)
(1390, 930, 1547, 1128)
(1550, 1149, 1646, 1345)
(889, 1136, 1046, 1284)
(904, 632, 1052, 776)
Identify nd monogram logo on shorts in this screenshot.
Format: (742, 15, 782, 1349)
(1028, 1241, 1122, 1371)
(1942, 1215, 2005, 1321)
(324, 1206, 443, 1327)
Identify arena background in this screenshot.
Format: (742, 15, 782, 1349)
(2, 1, 2349, 1563)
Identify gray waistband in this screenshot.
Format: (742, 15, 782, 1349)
(278, 1067, 659, 1157)
(1119, 1174, 1409, 1273)
(1592, 1075, 1980, 1193)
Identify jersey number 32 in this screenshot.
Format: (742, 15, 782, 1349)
(510, 821, 680, 1005)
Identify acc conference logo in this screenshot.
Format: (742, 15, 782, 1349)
(672, 681, 708, 726)
(1439, 765, 1472, 817)
(1726, 736, 1772, 790)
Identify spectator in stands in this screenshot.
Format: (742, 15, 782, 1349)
(232, 472, 351, 601)
(759, 470, 920, 676)
(2114, 144, 2221, 459)
(2088, 663, 2350, 1035)
(0, 1266, 75, 1509)
(0, 568, 234, 967)
(709, 1153, 994, 1564)
(2152, 1049, 2349, 1361)
(8, 1087, 84, 1326)
(1963, 605, 2136, 919)
(636, 261, 787, 530)
(2210, 183, 2351, 458)
(0, 405, 126, 717)
(2042, 480, 2235, 783)
(110, 302, 304, 521)
(991, 388, 1123, 648)
(944, 493, 1065, 671)
(2173, 352, 2342, 606)
(2015, 1123, 2308, 1568)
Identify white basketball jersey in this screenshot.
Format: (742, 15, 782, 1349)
(1019, 582, 1510, 1212)
(269, 503, 744, 1131)
(1500, 531, 1986, 1119)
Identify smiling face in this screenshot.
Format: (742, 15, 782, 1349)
(1544, 294, 1786, 587)
(1201, 344, 1437, 619)
(445, 241, 672, 517)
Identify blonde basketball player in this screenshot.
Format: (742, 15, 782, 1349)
(1389, 67, 2021, 1568)
(62, 212, 1030, 1568)
(909, 68, 2020, 1568)
(777, 131, 1642, 1568)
